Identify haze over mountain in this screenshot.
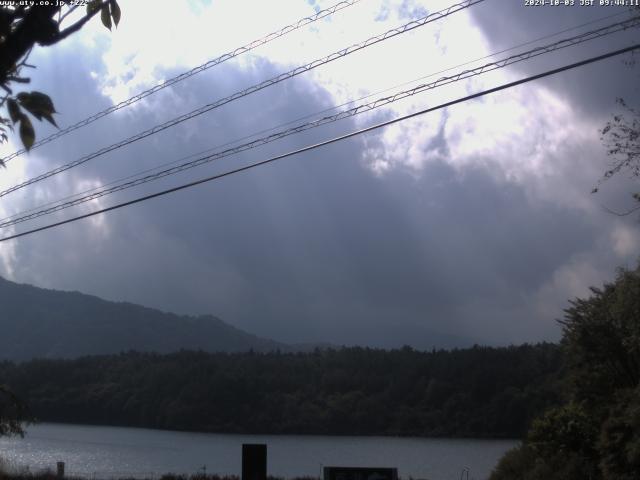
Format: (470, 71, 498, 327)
(0, 276, 480, 361)
(0, 277, 287, 361)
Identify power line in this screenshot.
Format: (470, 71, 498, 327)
(3, 6, 626, 227)
(0, 0, 363, 165)
(0, 0, 485, 199)
(0, 13, 640, 228)
(7, 10, 624, 229)
(8, 7, 628, 225)
(2, 15, 637, 228)
(1, 43, 637, 243)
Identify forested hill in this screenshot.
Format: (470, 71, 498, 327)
(0, 277, 286, 361)
(0, 344, 562, 438)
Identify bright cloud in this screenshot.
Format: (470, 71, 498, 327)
(0, 0, 638, 347)
(611, 223, 640, 258)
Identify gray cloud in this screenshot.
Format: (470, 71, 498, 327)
(2, 7, 639, 350)
(468, 0, 640, 118)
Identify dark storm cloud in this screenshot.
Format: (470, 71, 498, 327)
(468, 0, 640, 118)
(2, 17, 638, 350)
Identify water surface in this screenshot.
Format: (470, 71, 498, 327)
(0, 423, 516, 480)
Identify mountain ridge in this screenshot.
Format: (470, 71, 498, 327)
(0, 276, 288, 361)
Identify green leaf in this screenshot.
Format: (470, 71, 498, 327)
(16, 91, 58, 126)
(87, 0, 102, 15)
(0, 116, 12, 133)
(110, 0, 121, 27)
(101, 5, 112, 30)
(41, 112, 58, 128)
(7, 98, 21, 123)
(20, 91, 56, 114)
(18, 114, 35, 151)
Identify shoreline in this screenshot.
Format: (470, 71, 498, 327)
(13, 421, 522, 442)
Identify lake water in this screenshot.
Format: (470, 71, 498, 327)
(0, 423, 517, 480)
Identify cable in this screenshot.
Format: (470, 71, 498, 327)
(0, 6, 631, 229)
(1, 43, 637, 243)
(0, 0, 485, 199)
(5, 6, 629, 223)
(3, 6, 627, 226)
(0, 0, 363, 164)
(2, 15, 637, 228)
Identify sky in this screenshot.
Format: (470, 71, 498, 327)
(0, 0, 639, 349)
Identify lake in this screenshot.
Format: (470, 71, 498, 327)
(0, 423, 517, 480)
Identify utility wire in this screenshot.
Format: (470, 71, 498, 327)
(0, 0, 485, 199)
(2, 15, 637, 229)
(0, 0, 363, 165)
(0, 6, 630, 229)
(7, 7, 629, 227)
(1, 43, 637, 243)
(3, 6, 626, 226)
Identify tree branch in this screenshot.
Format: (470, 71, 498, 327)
(0, 6, 59, 84)
(47, 3, 104, 45)
(58, 5, 79, 25)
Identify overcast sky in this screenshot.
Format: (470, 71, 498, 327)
(0, 0, 639, 349)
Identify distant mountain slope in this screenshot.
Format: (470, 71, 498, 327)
(0, 277, 287, 361)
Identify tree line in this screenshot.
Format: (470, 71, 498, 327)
(490, 263, 640, 480)
(0, 343, 562, 439)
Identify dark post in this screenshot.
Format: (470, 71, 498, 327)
(56, 462, 65, 478)
(242, 444, 267, 480)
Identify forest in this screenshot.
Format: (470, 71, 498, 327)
(490, 264, 640, 480)
(2, 263, 638, 480)
(0, 343, 562, 438)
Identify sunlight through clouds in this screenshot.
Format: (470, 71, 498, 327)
(611, 223, 640, 258)
(0, 0, 638, 347)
